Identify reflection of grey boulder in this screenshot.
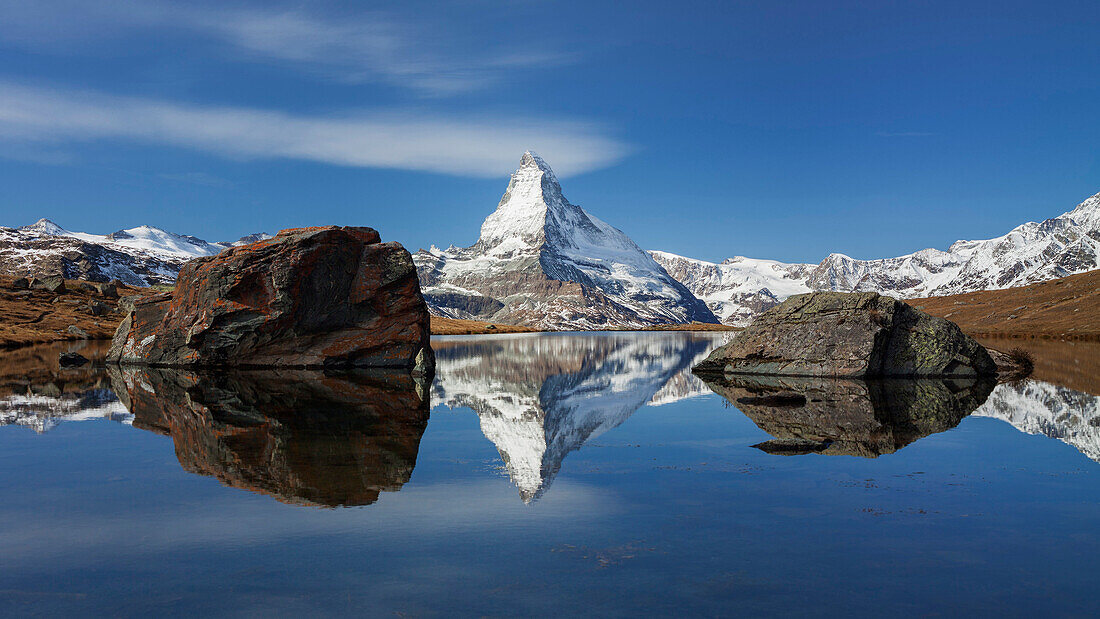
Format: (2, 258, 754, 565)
(695, 292, 996, 378)
(701, 374, 995, 457)
(109, 367, 430, 507)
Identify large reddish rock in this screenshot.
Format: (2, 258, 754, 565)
(107, 226, 433, 372)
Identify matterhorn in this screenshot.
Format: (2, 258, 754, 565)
(414, 152, 717, 329)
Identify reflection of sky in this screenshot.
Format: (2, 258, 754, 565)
(5, 394, 1100, 616)
(3, 333, 1100, 615)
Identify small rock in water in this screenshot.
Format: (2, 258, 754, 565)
(58, 352, 89, 367)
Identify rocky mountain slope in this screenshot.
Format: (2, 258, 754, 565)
(654, 190, 1100, 325)
(414, 152, 717, 330)
(0, 218, 270, 286)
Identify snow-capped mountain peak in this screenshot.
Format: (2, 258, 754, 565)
(1065, 190, 1100, 228)
(2, 219, 270, 286)
(653, 187, 1100, 325)
(414, 152, 718, 329)
(19, 218, 69, 236)
(477, 149, 584, 250)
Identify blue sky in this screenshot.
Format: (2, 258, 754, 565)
(0, 0, 1096, 263)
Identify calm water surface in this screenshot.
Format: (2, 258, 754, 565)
(2, 332, 1100, 617)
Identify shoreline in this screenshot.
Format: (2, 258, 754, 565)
(2, 271, 1096, 349)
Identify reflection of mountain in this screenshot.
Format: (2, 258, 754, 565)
(109, 367, 430, 507)
(975, 380, 1100, 462)
(0, 388, 132, 433)
(702, 375, 995, 457)
(0, 341, 132, 432)
(432, 332, 721, 501)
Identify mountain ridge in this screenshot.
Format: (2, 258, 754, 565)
(0, 219, 270, 286)
(653, 189, 1100, 325)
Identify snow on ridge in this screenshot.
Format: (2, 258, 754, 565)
(652, 189, 1100, 325)
(5, 218, 271, 286)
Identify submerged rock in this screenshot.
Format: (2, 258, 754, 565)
(701, 374, 996, 457)
(58, 351, 89, 367)
(106, 226, 434, 373)
(694, 291, 997, 377)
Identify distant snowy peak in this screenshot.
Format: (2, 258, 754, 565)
(414, 152, 718, 330)
(654, 189, 1100, 325)
(225, 232, 274, 247)
(3, 218, 270, 286)
(20, 219, 224, 260)
(20, 218, 69, 236)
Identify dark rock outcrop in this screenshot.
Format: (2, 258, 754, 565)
(108, 367, 429, 507)
(694, 291, 997, 377)
(701, 374, 996, 457)
(107, 226, 434, 373)
(30, 274, 65, 293)
(58, 352, 89, 367)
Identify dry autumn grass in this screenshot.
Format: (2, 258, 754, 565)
(0, 276, 138, 349)
(912, 269, 1100, 341)
(429, 316, 539, 335)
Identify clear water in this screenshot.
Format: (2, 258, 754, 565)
(2, 332, 1099, 617)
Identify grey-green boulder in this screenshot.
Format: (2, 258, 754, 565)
(693, 291, 997, 378)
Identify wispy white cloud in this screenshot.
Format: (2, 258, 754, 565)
(0, 82, 629, 177)
(0, 1, 572, 95)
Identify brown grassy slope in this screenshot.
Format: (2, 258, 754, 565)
(976, 337, 1100, 396)
(429, 316, 539, 335)
(911, 269, 1100, 341)
(635, 322, 741, 332)
(0, 277, 137, 348)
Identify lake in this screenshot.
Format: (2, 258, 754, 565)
(2, 332, 1099, 617)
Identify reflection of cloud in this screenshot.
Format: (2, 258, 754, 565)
(0, 1, 573, 95)
(0, 479, 615, 569)
(0, 82, 628, 177)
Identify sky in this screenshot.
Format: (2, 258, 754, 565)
(0, 0, 1097, 264)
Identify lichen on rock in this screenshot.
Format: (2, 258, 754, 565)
(693, 291, 997, 378)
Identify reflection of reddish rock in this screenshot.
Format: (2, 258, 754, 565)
(107, 226, 433, 372)
(109, 367, 430, 507)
